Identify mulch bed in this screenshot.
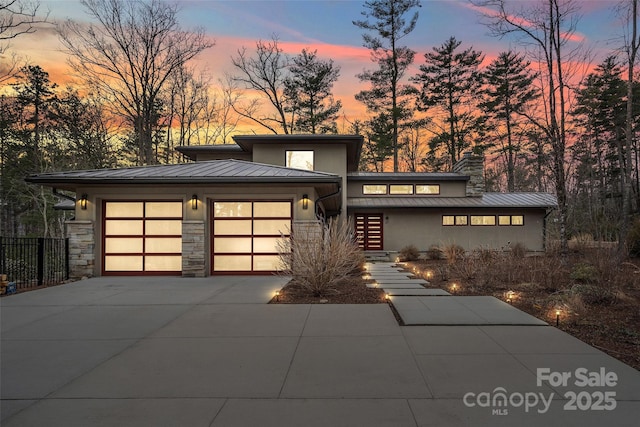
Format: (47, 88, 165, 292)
(271, 276, 385, 304)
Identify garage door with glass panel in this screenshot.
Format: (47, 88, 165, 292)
(212, 200, 291, 273)
(103, 201, 183, 275)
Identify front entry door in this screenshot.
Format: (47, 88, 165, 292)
(355, 213, 383, 250)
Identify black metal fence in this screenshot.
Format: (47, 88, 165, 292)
(0, 237, 69, 290)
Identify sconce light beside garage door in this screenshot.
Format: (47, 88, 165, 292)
(302, 194, 309, 210)
(80, 194, 88, 210)
(191, 194, 198, 210)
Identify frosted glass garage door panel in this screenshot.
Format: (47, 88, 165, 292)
(105, 238, 143, 254)
(253, 219, 291, 235)
(105, 202, 144, 218)
(253, 202, 291, 218)
(253, 255, 281, 271)
(213, 220, 252, 235)
(214, 255, 252, 271)
(214, 237, 252, 253)
(145, 238, 182, 253)
(253, 237, 286, 253)
(104, 256, 143, 271)
(145, 202, 182, 218)
(146, 220, 182, 235)
(144, 256, 182, 271)
(105, 220, 143, 236)
(214, 202, 252, 217)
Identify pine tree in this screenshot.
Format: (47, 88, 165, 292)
(284, 49, 342, 134)
(480, 51, 539, 191)
(413, 37, 484, 169)
(354, 0, 420, 172)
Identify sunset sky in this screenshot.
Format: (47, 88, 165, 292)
(11, 0, 626, 124)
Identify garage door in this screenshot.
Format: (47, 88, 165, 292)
(212, 200, 291, 273)
(103, 201, 182, 275)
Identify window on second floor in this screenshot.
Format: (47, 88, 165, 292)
(416, 184, 440, 194)
(389, 184, 413, 194)
(363, 184, 387, 195)
(285, 150, 314, 171)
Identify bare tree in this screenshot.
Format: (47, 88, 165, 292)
(231, 36, 291, 134)
(0, 0, 50, 82)
(617, 0, 640, 254)
(59, 0, 213, 165)
(474, 0, 587, 252)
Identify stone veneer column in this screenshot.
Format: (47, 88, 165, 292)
(66, 220, 95, 279)
(453, 152, 485, 197)
(182, 220, 205, 277)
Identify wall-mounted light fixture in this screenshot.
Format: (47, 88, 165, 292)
(302, 194, 309, 210)
(79, 194, 88, 210)
(191, 194, 198, 210)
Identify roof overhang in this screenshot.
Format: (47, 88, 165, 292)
(347, 193, 558, 209)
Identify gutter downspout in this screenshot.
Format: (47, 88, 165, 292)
(315, 183, 342, 219)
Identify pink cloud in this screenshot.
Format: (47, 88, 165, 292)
(465, 3, 585, 43)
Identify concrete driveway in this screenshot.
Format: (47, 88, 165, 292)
(1, 276, 639, 426)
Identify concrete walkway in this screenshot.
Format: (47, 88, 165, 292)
(2, 275, 640, 426)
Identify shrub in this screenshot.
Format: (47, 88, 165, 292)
(570, 283, 616, 305)
(627, 218, 640, 257)
(399, 244, 420, 261)
(569, 233, 594, 252)
(443, 243, 465, 264)
(570, 263, 598, 283)
(276, 218, 364, 297)
(426, 245, 443, 260)
(474, 246, 495, 263)
(511, 242, 527, 259)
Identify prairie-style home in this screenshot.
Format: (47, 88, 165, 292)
(27, 134, 557, 278)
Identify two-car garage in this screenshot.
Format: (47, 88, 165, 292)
(102, 199, 292, 275)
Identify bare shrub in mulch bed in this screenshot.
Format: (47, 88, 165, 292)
(406, 248, 640, 371)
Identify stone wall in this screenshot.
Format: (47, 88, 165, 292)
(182, 220, 205, 277)
(453, 152, 485, 197)
(66, 220, 95, 279)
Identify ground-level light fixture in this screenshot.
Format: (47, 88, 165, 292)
(385, 293, 390, 302)
(451, 283, 458, 293)
(191, 194, 198, 210)
(275, 290, 280, 302)
(79, 194, 88, 210)
(302, 194, 309, 210)
(555, 308, 561, 326)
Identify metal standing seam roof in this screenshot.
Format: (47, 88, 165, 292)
(26, 159, 342, 185)
(347, 193, 558, 209)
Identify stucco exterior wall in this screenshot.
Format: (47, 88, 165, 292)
(350, 208, 547, 252)
(253, 144, 348, 217)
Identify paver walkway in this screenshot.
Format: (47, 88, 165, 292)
(366, 262, 546, 325)
(1, 274, 639, 426)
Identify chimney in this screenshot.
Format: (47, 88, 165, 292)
(453, 152, 484, 197)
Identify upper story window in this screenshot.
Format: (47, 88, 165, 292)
(286, 150, 314, 171)
(499, 215, 524, 226)
(363, 185, 387, 195)
(389, 184, 413, 195)
(416, 184, 440, 195)
(471, 215, 496, 226)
